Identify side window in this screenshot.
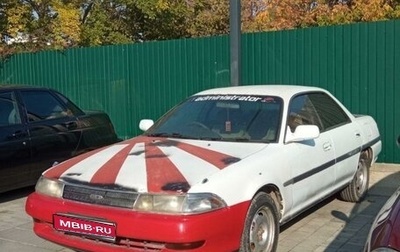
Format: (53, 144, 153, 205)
(287, 94, 322, 133)
(0, 92, 22, 126)
(308, 93, 351, 131)
(20, 90, 70, 122)
(54, 91, 83, 115)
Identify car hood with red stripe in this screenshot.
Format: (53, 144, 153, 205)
(44, 136, 267, 193)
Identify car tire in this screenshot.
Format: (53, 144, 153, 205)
(240, 192, 279, 252)
(339, 155, 370, 202)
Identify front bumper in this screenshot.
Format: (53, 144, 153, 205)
(26, 192, 249, 252)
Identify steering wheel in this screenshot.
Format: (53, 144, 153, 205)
(187, 121, 210, 130)
(186, 121, 221, 138)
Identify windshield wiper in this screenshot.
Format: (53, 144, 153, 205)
(232, 138, 251, 142)
(146, 133, 170, 137)
(198, 136, 223, 141)
(146, 132, 192, 139)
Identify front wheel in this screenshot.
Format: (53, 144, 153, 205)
(240, 192, 279, 252)
(339, 157, 369, 202)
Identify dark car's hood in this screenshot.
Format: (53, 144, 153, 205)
(368, 186, 400, 250)
(43, 136, 266, 193)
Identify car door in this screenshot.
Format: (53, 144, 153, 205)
(0, 90, 32, 193)
(308, 92, 362, 190)
(284, 93, 336, 215)
(18, 89, 82, 180)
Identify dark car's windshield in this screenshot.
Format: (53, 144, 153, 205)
(145, 94, 283, 142)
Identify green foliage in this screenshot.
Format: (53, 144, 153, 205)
(124, 0, 191, 41)
(186, 0, 229, 37)
(243, 0, 400, 31)
(80, 0, 132, 46)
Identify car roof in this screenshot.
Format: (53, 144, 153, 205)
(194, 85, 327, 100)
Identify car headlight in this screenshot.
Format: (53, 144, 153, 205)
(134, 193, 226, 214)
(35, 176, 64, 198)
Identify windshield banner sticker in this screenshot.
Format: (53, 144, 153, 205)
(193, 95, 268, 102)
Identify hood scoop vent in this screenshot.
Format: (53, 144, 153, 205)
(161, 182, 190, 193)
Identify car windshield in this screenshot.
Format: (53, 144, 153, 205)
(145, 94, 283, 142)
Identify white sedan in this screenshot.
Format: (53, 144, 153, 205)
(26, 85, 381, 252)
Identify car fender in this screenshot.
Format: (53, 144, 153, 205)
(189, 151, 291, 215)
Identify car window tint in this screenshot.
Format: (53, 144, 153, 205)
(20, 90, 70, 121)
(0, 91, 22, 126)
(146, 95, 283, 142)
(288, 94, 322, 132)
(308, 92, 351, 131)
(54, 91, 83, 115)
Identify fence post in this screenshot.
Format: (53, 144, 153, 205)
(230, 0, 241, 86)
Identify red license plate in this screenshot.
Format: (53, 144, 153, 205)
(53, 214, 116, 242)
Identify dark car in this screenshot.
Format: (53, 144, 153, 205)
(365, 138, 400, 252)
(364, 185, 400, 252)
(0, 85, 119, 193)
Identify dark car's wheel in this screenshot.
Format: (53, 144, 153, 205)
(240, 192, 279, 252)
(339, 155, 370, 202)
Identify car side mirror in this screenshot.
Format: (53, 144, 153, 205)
(285, 125, 320, 143)
(139, 119, 154, 131)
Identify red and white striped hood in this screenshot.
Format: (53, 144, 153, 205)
(44, 136, 266, 193)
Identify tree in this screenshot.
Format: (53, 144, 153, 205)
(0, 1, 10, 59)
(1, 0, 400, 59)
(242, 0, 400, 32)
(126, 0, 191, 41)
(51, 0, 81, 47)
(0, 0, 82, 58)
(0, 1, 9, 36)
(79, 0, 191, 45)
(79, 0, 132, 46)
(186, 0, 229, 37)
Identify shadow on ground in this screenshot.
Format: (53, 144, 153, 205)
(0, 186, 34, 204)
(278, 166, 400, 252)
(324, 170, 400, 251)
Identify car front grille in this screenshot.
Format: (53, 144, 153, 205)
(62, 184, 138, 209)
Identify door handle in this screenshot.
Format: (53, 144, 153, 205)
(64, 121, 78, 130)
(10, 130, 27, 139)
(323, 142, 332, 151)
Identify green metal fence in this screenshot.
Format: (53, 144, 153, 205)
(1, 20, 399, 163)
